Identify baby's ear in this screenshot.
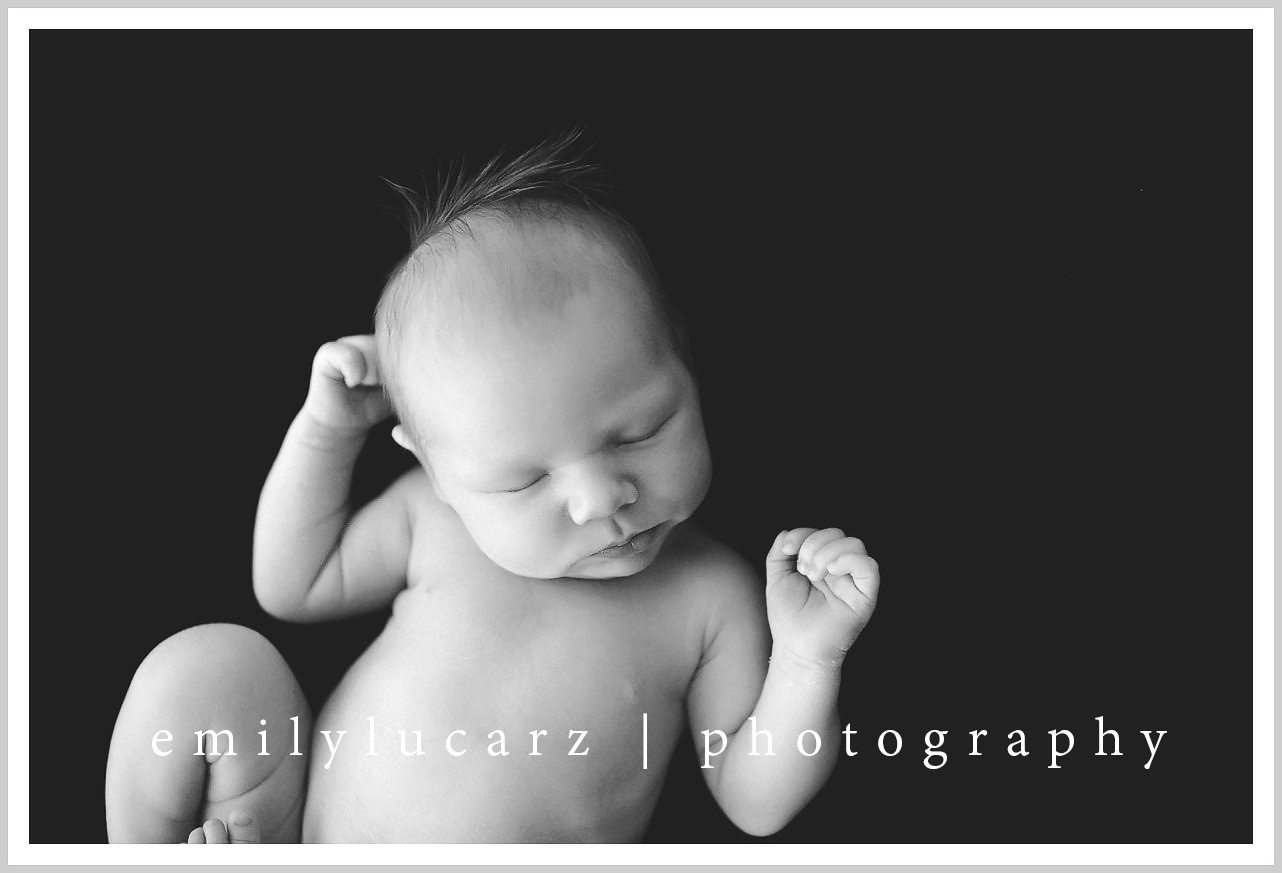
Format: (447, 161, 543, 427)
(391, 424, 415, 454)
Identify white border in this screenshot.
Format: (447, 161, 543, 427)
(7, 5, 1274, 867)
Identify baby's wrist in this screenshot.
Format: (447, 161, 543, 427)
(293, 406, 373, 450)
(768, 643, 846, 686)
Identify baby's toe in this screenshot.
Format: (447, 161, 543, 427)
(227, 810, 261, 844)
(186, 826, 206, 844)
(201, 818, 229, 844)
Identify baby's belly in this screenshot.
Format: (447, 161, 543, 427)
(302, 582, 689, 843)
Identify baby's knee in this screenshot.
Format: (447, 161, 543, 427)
(108, 624, 309, 843)
(134, 623, 277, 684)
(116, 622, 310, 770)
(127, 623, 303, 713)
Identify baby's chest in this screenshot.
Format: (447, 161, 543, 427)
(307, 542, 715, 840)
(382, 577, 694, 721)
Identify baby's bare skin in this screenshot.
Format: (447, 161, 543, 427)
(306, 495, 738, 842)
(186, 812, 259, 844)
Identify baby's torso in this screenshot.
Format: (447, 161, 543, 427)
(303, 508, 711, 843)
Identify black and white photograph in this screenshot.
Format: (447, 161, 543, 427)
(11, 8, 1266, 861)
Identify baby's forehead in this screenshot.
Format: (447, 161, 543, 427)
(404, 212, 656, 340)
(399, 288, 674, 448)
(415, 318, 686, 469)
(450, 214, 635, 297)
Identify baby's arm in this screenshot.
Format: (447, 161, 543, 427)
(687, 528, 879, 837)
(253, 335, 414, 622)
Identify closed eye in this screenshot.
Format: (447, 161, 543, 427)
(618, 412, 675, 447)
(500, 473, 547, 494)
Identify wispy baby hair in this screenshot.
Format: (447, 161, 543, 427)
(381, 127, 609, 275)
(374, 130, 688, 446)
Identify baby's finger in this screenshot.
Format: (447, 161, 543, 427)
(766, 528, 814, 585)
(797, 528, 847, 580)
(186, 826, 206, 844)
(811, 537, 867, 577)
(825, 573, 865, 613)
(826, 553, 880, 603)
(312, 340, 367, 388)
(775, 528, 817, 558)
(201, 818, 229, 844)
(336, 335, 383, 386)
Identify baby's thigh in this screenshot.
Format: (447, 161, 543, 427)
(106, 623, 311, 842)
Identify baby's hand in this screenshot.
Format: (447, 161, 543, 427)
(765, 528, 880, 668)
(302, 335, 394, 432)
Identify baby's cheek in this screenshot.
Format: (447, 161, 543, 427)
(682, 446, 713, 508)
(474, 505, 566, 575)
(456, 504, 518, 558)
(658, 438, 712, 512)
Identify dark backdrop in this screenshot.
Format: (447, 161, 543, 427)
(30, 29, 1249, 843)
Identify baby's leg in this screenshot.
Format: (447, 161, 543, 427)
(105, 623, 311, 843)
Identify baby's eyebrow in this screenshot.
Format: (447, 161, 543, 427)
(457, 455, 540, 488)
(602, 379, 679, 435)
(457, 441, 554, 487)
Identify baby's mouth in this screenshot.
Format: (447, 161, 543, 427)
(592, 523, 663, 559)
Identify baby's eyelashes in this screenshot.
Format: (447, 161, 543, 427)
(498, 473, 548, 494)
(617, 426, 660, 447)
(615, 410, 676, 448)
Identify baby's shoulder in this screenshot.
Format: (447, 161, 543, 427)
(382, 464, 445, 520)
(383, 463, 431, 496)
(376, 464, 466, 548)
(661, 523, 765, 626)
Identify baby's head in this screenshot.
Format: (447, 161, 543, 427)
(375, 136, 711, 581)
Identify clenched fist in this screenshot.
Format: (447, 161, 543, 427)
(765, 527, 880, 668)
(301, 335, 394, 432)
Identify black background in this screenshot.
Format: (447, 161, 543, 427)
(30, 29, 1249, 843)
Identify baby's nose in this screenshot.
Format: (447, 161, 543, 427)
(566, 467, 638, 526)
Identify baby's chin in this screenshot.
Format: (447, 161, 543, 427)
(562, 553, 659, 581)
(517, 550, 662, 582)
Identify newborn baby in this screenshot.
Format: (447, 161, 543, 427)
(104, 136, 880, 843)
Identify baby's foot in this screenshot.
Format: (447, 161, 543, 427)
(185, 810, 260, 844)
